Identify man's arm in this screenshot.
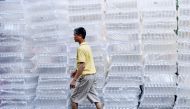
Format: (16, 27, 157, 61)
(70, 62, 85, 88)
(71, 70, 77, 78)
(73, 62, 85, 80)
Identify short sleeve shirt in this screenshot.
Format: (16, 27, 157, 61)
(76, 42, 96, 76)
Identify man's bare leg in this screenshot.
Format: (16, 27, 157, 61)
(71, 102, 78, 109)
(95, 102, 102, 109)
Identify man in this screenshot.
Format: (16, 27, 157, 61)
(70, 27, 102, 109)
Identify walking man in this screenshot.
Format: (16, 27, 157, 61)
(70, 27, 102, 109)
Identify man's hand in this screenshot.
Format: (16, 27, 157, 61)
(70, 63, 84, 89)
(70, 79, 77, 89)
(70, 70, 77, 78)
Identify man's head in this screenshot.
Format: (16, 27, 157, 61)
(74, 27, 86, 42)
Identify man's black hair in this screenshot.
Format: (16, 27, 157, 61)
(74, 27, 86, 39)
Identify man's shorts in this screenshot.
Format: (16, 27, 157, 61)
(71, 74, 101, 103)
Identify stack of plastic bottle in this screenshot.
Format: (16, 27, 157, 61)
(0, 0, 38, 109)
(139, 0, 177, 108)
(68, 0, 106, 109)
(174, 0, 190, 108)
(23, 0, 70, 109)
(68, 0, 103, 44)
(33, 44, 69, 109)
(104, 0, 142, 109)
(2, 0, 190, 109)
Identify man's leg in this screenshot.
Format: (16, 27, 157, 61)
(71, 102, 78, 109)
(87, 75, 102, 109)
(71, 76, 91, 109)
(95, 102, 102, 109)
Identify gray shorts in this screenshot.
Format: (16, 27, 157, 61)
(71, 74, 101, 103)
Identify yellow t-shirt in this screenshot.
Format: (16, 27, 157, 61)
(76, 42, 96, 76)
